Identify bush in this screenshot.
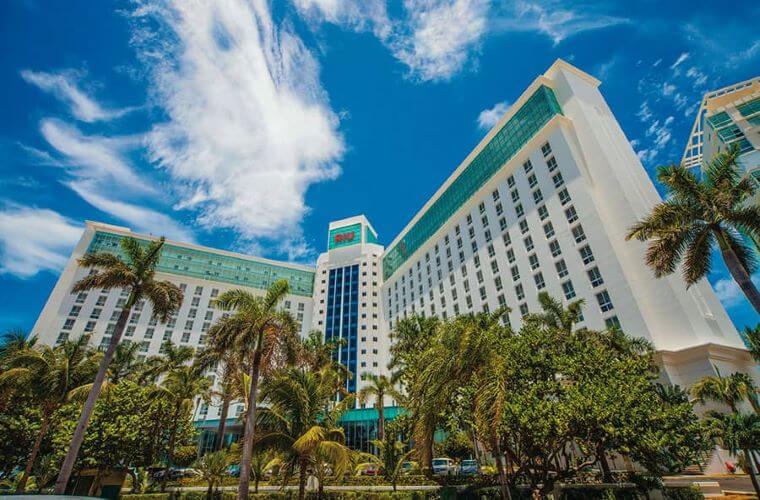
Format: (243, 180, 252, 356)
(663, 485, 704, 500)
(122, 491, 440, 500)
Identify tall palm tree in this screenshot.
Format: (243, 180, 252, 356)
(357, 374, 402, 441)
(54, 236, 183, 494)
(151, 364, 211, 490)
(108, 342, 142, 384)
(207, 279, 297, 500)
(691, 370, 759, 413)
(0, 335, 98, 492)
(626, 146, 760, 312)
(0, 329, 37, 367)
(256, 367, 352, 500)
(195, 345, 243, 451)
(706, 411, 760, 496)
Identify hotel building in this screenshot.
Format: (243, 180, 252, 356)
(32, 60, 757, 452)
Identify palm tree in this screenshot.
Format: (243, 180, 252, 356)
(207, 279, 297, 500)
(54, 236, 183, 494)
(626, 146, 760, 312)
(706, 411, 760, 496)
(0, 329, 37, 367)
(151, 364, 211, 490)
(194, 450, 230, 500)
(108, 342, 142, 384)
(691, 370, 759, 413)
(0, 335, 98, 492)
(357, 374, 402, 441)
(256, 367, 352, 500)
(742, 324, 760, 363)
(141, 340, 195, 383)
(359, 437, 414, 492)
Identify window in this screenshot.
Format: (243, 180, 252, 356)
(529, 254, 540, 270)
(546, 156, 558, 172)
(528, 173, 538, 188)
(552, 172, 564, 188)
(587, 267, 604, 287)
(511, 189, 520, 202)
(126, 326, 136, 337)
(479, 202, 486, 214)
(519, 303, 529, 317)
(467, 214, 473, 225)
(69, 305, 81, 317)
(191, 297, 200, 306)
(492, 189, 500, 201)
(211, 288, 219, 298)
(579, 245, 595, 265)
(205, 310, 213, 320)
(499, 217, 507, 231)
(519, 219, 529, 234)
(515, 284, 525, 300)
(555, 259, 569, 278)
(549, 240, 562, 257)
(541, 142, 552, 157)
(534, 272, 546, 290)
(181, 331, 191, 343)
(507, 175, 515, 188)
(515, 203, 524, 218)
(145, 328, 154, 339)
(96, 295, 107, 306)
(605, 316, 621, 329)
(511, 266, 520, 282)
(524, 236, 534, 252)
(481, 216, 489, 228)
(523, 159, 533, 173)
(533, 189, 543, 204)
(558, 188, 571, 205)
(572, 225, 586, 243)
(490, 260, 499, 273)
(90, 308, 102, 319)
(502, 232, 511, 246)
(565, 206, 578, 223)
(562, 281, 576, 299)
(537, 205, 549, 220)
(485, 229, 492, 242)
(56, 332, 69, 344)
(506, 248, 516, 263)
(495, 276, 503, 291)
(84, 321, 96, 332)
(597, 291, 614, 312)
(185, 320, 194, 330)
(194, 286, 203, 296)
(479, 287, 487, 300)
(543, 222, 555, 239)
(75, 292, 87, 304)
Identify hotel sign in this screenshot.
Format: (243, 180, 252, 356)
(328, 223, 363, 250)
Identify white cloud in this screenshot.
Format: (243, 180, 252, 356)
(476, 100, 510, 130)
(669, 52, 689, 71)
(0, 204, 82, 278)
(493, 1, 629, 45)
(636, 101, 652, 123)
(292, 0, 390, 38)
(128, 0, 344, 257)
(390, 0, 489, 82)
(685, 66, 708, 87)
(20, 69, 135, 123)
(661, 82, 676, 97)
(713, 275, 760, 309)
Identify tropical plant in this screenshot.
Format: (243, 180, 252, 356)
(706, 411, 760, 496)
(691, 370, 759, 414)
(54, 236, 183, 494)
(107, 341, 142, 384)
(194, 450, 230, 499)
(257, 367, 352, 500)
(151, 365, 211, 490)
(142, 340, 195, 383)
(0, 335, 98, 492)
(357, 374, 402, 441)
(360, 437, 414, 492)
(742, 324, 760, 363)
(626, 145, 760, 312)
(206, 279, 298, 500)
(0, 329, 37, 367)
(32, 454, 58, 493)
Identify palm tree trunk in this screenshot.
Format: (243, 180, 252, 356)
(493, 438, 512, 500)
(16, 410, 51, 492)
(744, 449, 760, 497)
(298, 457, 308, 500)
(597, 443, 613, 483)
(54, 302, 132, 494)
(717, 232, 760, 313)
(377, 404, 385, 442)
(206, 480, 213, 500)
(237, 350, 262, 500)
(88, 467, 102, 497)
(161, 403, 182, 492)
(215, 394, 231, 451)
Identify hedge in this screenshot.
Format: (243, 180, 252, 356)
(122, 492, 438, 500)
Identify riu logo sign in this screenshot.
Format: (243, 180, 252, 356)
(334, 231, 356, 244)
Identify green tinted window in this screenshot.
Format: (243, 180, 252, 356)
(737, 97, 760, 118)
(87, 231, 314, 296)
(382, 85, 562, 279)
(707, 111, 732, 129)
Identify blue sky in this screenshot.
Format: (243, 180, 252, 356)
(0, 0, 758, 332)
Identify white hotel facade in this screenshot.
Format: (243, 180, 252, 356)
(31, 60, 757, 451)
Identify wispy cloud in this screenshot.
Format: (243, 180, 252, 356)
(669, 52, 689, 71)
(0, 204, 82, 278)
(20, 69, 136, 123)
(713, 275, 760, 309)
(129, 0, 344, 258)
(476, 100, 510, 130)
(492, 1, 629, 45)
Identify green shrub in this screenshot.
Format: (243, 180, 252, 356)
(663, 485, 704, 500)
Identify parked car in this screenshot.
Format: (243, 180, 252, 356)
(227, 464, 240, 477)
(168, 467, 198, 480)
(400, 461, 419, 474)
(432, 457, 457, 476)
(459, 459, 479, 476)
(356, 463, 382, 476)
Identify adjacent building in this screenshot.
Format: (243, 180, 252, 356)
(32, 60, 757, 452)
